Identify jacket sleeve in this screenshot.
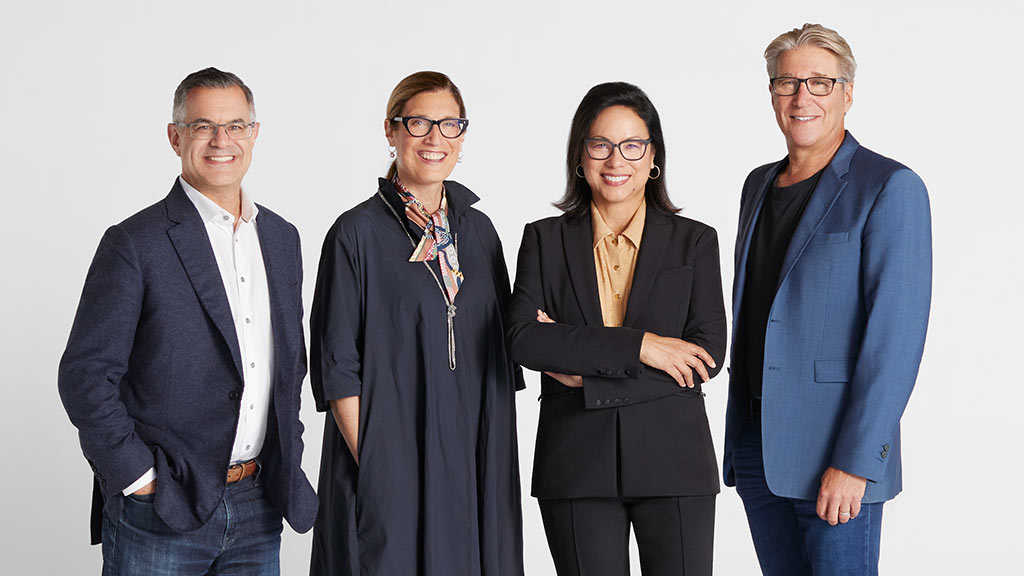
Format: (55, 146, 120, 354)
(58, 225, 156, 495)
(506, 222, 645, 378)
(582, 225, 728, 408)
(309, 219, 365, 411)
(829, 169, 932, 482)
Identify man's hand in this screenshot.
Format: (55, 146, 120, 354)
(536, 310, 583, 388)
(133, 479, 157, 496)
(816, 467, 867, 525)
(638, 333, 715, 388)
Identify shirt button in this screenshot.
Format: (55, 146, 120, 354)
(245, 317, 251, 324)
(250, 362, 256, 368)
(222, 215, 230, 221)
(612, 237, 619, 245)
(614, 265, 620, 271)
(228, 390, 240, 401)
(250, 403, 255, 410)
(614, 293, 621, 300)
(240, 276, 246, 283)
(245, 444, 251, 451)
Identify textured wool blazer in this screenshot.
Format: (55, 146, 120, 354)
(58, 180, 318, 543)
(508, 204, 727, 499)
(723, 132, 932, 503)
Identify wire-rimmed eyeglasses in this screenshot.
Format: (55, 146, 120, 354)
(175, 121, 256, 140)
(584, 137, 651, 161)
(769, 77, 847, 97)
(391, 116, 469, 139)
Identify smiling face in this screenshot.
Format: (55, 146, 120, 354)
(771, 45, 853, 157)
(385, 89, 464, 195)
(582, 105, 654, 210)
(167, 86, 257, 198)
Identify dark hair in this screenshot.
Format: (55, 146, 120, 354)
(555, 82, 677, 216)
(172, 67, 255, 123)
(385, 71, 467, 180)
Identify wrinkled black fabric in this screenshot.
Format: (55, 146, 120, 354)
(308, 179, 525, 576)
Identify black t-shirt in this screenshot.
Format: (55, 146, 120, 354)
(739, 165, 824, 399)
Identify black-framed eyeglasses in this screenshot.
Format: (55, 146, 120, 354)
(584, 137, 651, 161)
(391, 116, 469, 139)
(769, 77, 847, 97)
(175, 121, 256, 140)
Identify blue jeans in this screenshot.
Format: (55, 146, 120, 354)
(732, 416, 883, 576)
(101, 475, 283, 575)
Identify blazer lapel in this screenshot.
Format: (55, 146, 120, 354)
(622, 206, 670, 328)
(562, 212, 604, 327)
(164, 181, 244, 379)
(733, 163, 781, 321)
(775, 132, 858, 292)
(255, 209, 297, 387)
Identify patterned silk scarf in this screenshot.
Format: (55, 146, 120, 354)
(393, 177, 464, 303)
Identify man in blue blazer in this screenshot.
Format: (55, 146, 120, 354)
(58, 68, 317, 574)
(724, 24, 932, 575)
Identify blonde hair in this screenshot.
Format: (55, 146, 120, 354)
(384, 71, 466, 180)
(765, 23, 856, 82)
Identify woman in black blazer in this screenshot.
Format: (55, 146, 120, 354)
(507, 82, 727, 576)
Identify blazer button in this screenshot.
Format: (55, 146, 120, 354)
(595, 399, 603, 407)
(624, 369, 631, 376)
(613, 398, 620, 404)
(228, 390, 241, 401)
(623, 397, 630, 404)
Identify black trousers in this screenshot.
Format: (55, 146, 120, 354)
(538, 495, 715, 576)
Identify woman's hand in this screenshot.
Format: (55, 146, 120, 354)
(537, 310, 583, 388)
(638, 333, 716, 388)
(330, 396, 360, 465)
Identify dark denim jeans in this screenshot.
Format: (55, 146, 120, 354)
(101, 475, 283, 575)
(733, 416, 883, 576)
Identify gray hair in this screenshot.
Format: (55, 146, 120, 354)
(765, 23, 857, 83)
(172, 67, 255, 124)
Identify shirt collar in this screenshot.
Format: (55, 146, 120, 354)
(179, 176, 259, 227)
(591, 198, 646, 249)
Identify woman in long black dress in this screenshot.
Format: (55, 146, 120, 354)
(308, 71, 524, 576)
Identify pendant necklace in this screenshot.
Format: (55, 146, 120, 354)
(377, 188, 457, 370)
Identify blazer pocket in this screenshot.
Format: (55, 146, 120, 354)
(813, 231, 850, 243)
(814, 358, 853, 383)
(656, 264, 695, 277)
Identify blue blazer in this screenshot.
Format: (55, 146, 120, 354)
(723, 132, 932, 503)
(59, 180, 318, 543)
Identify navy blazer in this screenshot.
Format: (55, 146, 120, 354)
(508, 205, 727, 499)
(59, 180, 318, 543)
(723, 132, 932, 503)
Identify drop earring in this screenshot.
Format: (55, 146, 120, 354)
(388, 145, 396, 159)
(458, 149, 464, 164)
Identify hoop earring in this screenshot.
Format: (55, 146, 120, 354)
(649, 165, 661, 180)
(575, 164, 585, 178)
(458, 149, 464, 164)
(388, 145, 396, 159)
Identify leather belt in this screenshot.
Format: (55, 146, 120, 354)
(226, 459, 259, 483)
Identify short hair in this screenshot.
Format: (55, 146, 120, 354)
(385, 71, 467, 180)
(764, 23, 857, 82)
(555, 82, 677, 217)
(172, 67, 255, 124)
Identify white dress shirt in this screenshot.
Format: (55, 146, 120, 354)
(123, 177, 275, 495)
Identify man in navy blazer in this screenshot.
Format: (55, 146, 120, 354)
(58, 68, 317, 574)
(724, 24, 932, 575)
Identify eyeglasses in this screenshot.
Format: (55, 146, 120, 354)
(769, 77, 847, 97)
(176, 121, 256, 140)
(391, 116, 469, 139)
(584, 137, 651, 161)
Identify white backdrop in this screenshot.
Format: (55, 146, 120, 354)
(1, 1, 1019, 573)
